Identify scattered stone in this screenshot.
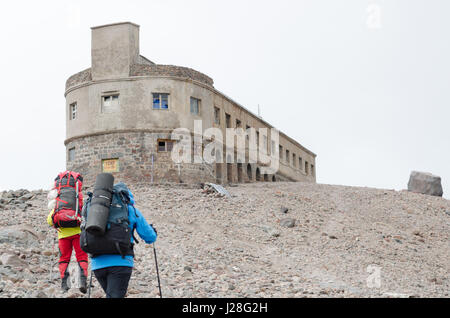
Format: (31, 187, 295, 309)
(21, 193, 35, 201)
(429, 277, 443, 285)
(181, 270, 192, 278)
(17, 204, 28, 211)
(0, 182, 448, 298)
(31, 291, 48, 298)
(42, 250, 54, 257)
(66, 290, 84, 298)
(281, 207, 289, 214)
(262, 226, 280, 237)
(280, 218, 296, 228)
(382, 292, 411, 298)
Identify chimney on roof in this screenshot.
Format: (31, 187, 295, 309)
(91, 22, 140, 80)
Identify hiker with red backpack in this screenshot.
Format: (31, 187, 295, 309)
(47, 171, 88, 293)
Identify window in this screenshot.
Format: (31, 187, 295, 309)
(286, 150, 290, 164)
(305, 161, 309, 175)
(236, 119, 241, 128)
(293, 153, 296, 167)
(256, 131, 260, 151)
(102, 94, 119, 113)
(190, 97, 201, 115)
(311, 164, 315, 177)
(299, 157, 303, 170)
(214, 107, 220, 124)
(70, 102, 77, 120)
(246, 125, 251, 141)
(153, 93, 169, 109)
(68, 148, 75, 162)
(157, 140, 175, 152)
(279, 145, 283, 160)
(226, 113, 231, 128)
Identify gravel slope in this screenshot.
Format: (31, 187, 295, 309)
(0, 182, 449, 298)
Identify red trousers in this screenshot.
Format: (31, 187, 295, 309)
(58, 234, 88, 278)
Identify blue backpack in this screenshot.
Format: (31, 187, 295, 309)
(80, 183, 138, 258)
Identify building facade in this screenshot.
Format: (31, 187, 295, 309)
(65, 22, 317, 186)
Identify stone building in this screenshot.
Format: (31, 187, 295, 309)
(65, 22, 317, 186)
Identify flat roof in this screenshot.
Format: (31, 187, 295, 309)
(91, 21, 140, 30)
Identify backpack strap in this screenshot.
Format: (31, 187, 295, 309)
(114, 241, 126, 259)
(131, 205, 139, 244)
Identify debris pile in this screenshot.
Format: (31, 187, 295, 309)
(201, 183, 231, 198)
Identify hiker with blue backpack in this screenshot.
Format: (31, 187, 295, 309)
(80, 173, 157, 298)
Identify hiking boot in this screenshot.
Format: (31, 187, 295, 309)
(61, 272, 70, 292)
(79, 271, 87, 294)
(78, 262, 88, 294)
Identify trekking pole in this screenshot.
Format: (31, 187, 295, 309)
(75, 181, 79, 215)
(49, 235, 58, 282)
(153, 243, 162, 298)
(88, 270, 93, 298)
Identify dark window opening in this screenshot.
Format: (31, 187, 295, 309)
(214, 107, 220, 125)
(70, 102, 77, 120)
(157, 140, 175, 152)
(68, 148, 75, 162)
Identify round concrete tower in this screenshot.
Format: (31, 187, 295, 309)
(65, 22, 218, 186)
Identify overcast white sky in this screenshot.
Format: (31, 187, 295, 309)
(0, 0, 448, 198)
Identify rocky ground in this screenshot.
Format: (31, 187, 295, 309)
(0, 182, 449, 298)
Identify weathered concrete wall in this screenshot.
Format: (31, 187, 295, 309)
(65, 77, 215, 141)
(65, 73, 316, 184)
(91, 22, 140, 81)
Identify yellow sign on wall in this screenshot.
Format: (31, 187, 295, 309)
(102, 159, 119, 173)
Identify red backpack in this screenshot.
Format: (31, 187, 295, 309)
(52, 171, 83, 228)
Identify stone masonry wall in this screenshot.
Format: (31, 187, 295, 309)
(66, 131, 217, 188)
(65, 63, 214, 92)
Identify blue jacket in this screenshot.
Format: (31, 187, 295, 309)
(90, 189, 157, 271)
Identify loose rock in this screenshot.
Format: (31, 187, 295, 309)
(407, 171, 443, 197)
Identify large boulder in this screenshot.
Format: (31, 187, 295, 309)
(0, 225, 42, 246)
(407, 171, 443, 197)
(0, 253, 28, 269)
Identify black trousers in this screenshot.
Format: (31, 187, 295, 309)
(93, 266, 133, 298)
